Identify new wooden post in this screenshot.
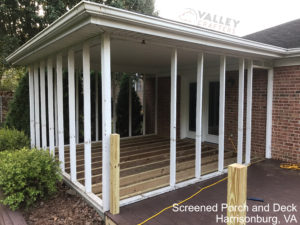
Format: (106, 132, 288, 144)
(110, 134, 120, 214)
(227, 163, 247, 225)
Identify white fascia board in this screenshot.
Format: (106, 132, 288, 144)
(7, 1, 300, 65)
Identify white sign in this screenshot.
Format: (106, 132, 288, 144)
(177, 8, 240, 35)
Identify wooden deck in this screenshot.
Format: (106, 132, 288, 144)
(60, 135, 246, 200)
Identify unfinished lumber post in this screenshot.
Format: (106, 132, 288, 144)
(227, 163, 247, 225)
(110, 134, 120, 215)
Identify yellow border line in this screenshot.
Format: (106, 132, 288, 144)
(137, 176, 228, 225)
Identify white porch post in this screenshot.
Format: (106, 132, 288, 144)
(83, 43, 92, 192)
(47, 58, 55, 156)
(56, 53, 65, 171)
(218, 55, 226, 172)
(68, 49, 77, 182)
(34, 63, 40, 149)
(195, 52, 204, 179)
(170, 49, 177, 187)
(245, 60, 253, 164)
(112, 74, 117, 134)
(265, 69, 274, 159)
(40, 60, 47, 149)
(143, 77, 146, 135)
(95, 72, 99, 141)
(75, 71, 80, 143)
(155, 75, 158, 135)
(129, 77, 132, 137)
(237, 58, 245, 164)
(101, 33, 112, 211)
(54, 73, 58, 146)
(29, 65, 35, 148)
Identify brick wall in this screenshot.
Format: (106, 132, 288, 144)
(145, 77, 155, 134)
(0, 91, 13, 125)
(272, 66, 300, 163)
(224, 69, 267, 157)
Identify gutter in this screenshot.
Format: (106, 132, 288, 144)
(6, 0, 300, 64)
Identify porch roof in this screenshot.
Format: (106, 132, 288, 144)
(7, 1, 300, 67)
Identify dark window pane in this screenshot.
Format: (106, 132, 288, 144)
(189, 82, 196, 131)
(208, 82, 219, 135)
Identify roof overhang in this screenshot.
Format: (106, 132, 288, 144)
(6, 1, 300, 66)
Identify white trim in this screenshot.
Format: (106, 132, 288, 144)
(54, 72, 59, 147)
(218, 56, 226, 172)
(95, 72, 99, 141)
(68, 49, 77, 182)
(170, 49, 177, 187)
(101, 33, 112, 212)
(75, 71, 80, 143)
(237, 58, 245, 164)
(265, 69, 274, 159)
(47, 58, 55, 155)
(29, 65, 35, 148)
(129, 77, 132, 137)
(56, 53, 65, 171)
(245, 60, 253, 164)
(195, 53, 204, 179)
(40, 60, 47, 149)
(83, 43, 92, 193)
(34, 63, 40, 149)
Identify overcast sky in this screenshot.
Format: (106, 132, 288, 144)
(155, 0, 300, 36)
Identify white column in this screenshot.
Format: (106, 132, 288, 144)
(265, 69, 274, 159)
(75, 71, 80, 143)
(56, 53, 65, 171)
(237, 58, 245, 164)
(195, 53, 204, 179)
(128, 77, 132, 137)
(143, 77, 146, 135)
(47, 58, 55, 156)
(54, 73, 58, 146)
(218, 55, 226, 172)
(29, 65, 35, 148)
(68, 49, 77, 182)
(95, 72, 99, 141)
(155, 75, 158, 135)
(40, 60, 47, 149)
(170, 49, 177, 187)
(101, 33, 112, 211)
(112, 73, 117, 134)
(245, 60, 253, 164)
(34, 63, 40, 149)
(83, 43, 92, 193)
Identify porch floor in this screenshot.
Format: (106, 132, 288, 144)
(61, 135, 262, 200)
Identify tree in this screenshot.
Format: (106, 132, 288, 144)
(3, 0, 156, 136)
(116, 74, 143, 137)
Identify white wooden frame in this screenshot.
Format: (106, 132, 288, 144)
(47, 58, 55, 155)
(129, 76, 132, 137)
(76, 70, 80, 143)
(265, 69, 274, 159)
(56, 53, 65, 171)
(29, 65, 35, 148)
(218, 55, 226, 172)
(237, 58, 245, 164)
(83, 43, 92, 192)
(95, 72, 99, 141)
(68, 49, 77, 182)
(34, 63, 40, 149)
(101, 33, 112, 212)
(170, 49, 177, 187)
(245, 60, 253, 164)
(195, 52, 204, 178)
(40, 60, 47, 149)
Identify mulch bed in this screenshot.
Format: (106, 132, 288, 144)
(22, 183, 103, 225)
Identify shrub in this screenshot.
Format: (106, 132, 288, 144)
(0, 148, 61, 210)
(0, 128, 29, 151)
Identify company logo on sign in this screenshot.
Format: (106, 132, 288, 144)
(177, 8, 240, 35)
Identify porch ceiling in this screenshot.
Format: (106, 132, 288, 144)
(7, 1, 290, 68)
